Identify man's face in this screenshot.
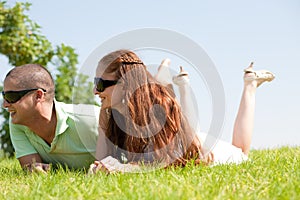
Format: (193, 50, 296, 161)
(2, 78, 37, 125)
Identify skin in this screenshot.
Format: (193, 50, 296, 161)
(93, 70, 124, 162)
(93, 70, 124, 112)
(2, 77, 56, 172)
(231, 66, 258, 155)
(3, 78, 39, 125)
(90, 60, 274, 173)
(92, 65, 144, 172)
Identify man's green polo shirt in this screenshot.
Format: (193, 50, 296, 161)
(10, 101, 100, 169)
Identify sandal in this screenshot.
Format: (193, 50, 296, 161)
(155, 58, 172, 86)
(244, 62, 275, 87)
(172, 66, 189, 86)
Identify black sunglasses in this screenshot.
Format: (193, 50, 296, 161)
(2, 88, 46, 104)
(94, 78, 118, 92)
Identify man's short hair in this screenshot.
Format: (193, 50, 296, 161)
(5, 64, 55, 101)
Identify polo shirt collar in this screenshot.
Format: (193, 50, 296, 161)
(54, 100, 69, 136)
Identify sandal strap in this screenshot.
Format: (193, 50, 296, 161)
(244, 69, 254, 74)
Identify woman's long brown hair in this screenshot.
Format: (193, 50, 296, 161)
(98, 49, 213, 167)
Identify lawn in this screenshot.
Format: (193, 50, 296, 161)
(0, 146, 299, 200)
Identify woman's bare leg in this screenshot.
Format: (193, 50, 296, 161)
(172, 67, 199, 131)
(232, 80, 257, 155)
(156, 62, 199, 131)
(232, 62, 275, 155)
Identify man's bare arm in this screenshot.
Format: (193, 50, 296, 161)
(18, 153, 50, 173)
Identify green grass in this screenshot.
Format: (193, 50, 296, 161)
(0, 146, 299, 200)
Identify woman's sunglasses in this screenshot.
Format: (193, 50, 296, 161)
(94, 78, 118, 92)
(2, 88, 46, 104)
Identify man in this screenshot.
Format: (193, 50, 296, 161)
(2, 64, 100, 173)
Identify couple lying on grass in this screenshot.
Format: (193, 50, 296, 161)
(2, 49, 274, 174)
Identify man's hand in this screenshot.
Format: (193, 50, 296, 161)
(25, 162, 51, 174)
(19, 154, 50, 174)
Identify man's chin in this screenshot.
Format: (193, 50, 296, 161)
(10, 115, 19, 124)
(11, 119, 18, 124)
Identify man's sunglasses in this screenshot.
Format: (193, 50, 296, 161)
(94, 78, 118, 92)
(2, 88, 46, 104)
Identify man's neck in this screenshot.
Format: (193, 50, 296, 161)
(28, 103, 57, 145)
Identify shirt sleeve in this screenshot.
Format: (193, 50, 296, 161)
(9, 120, 38, 158)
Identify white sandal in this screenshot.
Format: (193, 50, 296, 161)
(155, 58, 172, 86)
(244, 62, 275, 87)
(172, 66, 189, 86)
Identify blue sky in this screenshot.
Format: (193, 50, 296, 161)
(1, 0, 300, 149)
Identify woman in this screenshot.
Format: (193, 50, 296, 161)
(90, 49, 274, 173)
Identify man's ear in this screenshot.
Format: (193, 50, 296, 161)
(36, 89, 45, 101)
